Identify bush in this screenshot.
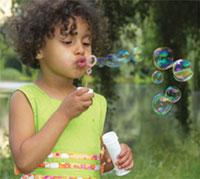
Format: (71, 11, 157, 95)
(0, 68, 28, 81)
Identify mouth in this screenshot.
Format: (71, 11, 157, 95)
(76, 58, 87, 68)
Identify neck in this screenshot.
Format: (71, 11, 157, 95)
(34, 71, 76, 100)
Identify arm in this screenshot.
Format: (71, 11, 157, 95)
(9, 88, 93, 174)
(9, 91, 70, 174)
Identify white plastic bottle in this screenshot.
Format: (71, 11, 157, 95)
(102, 131, 131, 176)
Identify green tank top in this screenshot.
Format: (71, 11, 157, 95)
(15, 83, 107, 179)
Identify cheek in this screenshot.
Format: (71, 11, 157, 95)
(52, 49, 72, 65)
(87, 48, 92, 55)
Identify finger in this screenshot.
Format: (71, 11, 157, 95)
(100, 146, 105, 159)
(82, 100, 93, 108)
(75, 87, 89, 96)
(117, 151, 132, 165)
(118, 144, 131, 158)
(125, 160, 134, 170)
(106, 158, 112, 163)
(81, 92, 94, 101)
(118, 156, 132, 169)
(118, 148, 129, 159)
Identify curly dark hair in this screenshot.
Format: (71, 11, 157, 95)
(6, 0, 107, 68)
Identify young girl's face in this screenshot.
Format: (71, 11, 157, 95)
(38, 16, 92, 80)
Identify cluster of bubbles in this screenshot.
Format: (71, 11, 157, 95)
(151, 47, 193, 116)
(96, 47, 143, 68)
(152, 86, 182, 115)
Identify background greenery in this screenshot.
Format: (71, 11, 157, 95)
(0, 0, 200, 178)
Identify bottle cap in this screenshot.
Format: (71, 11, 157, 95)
(102, 131, 118, 145)
(77, 87, 93, 94)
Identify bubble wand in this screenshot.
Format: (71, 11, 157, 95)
(76, 55, 97, 93)
(84, 55, 97, 87)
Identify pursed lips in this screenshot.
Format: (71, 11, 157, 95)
(76, 57, 87, 68)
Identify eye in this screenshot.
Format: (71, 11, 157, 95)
(62, 40, 72, 45)
(83, 35, 91, 47)
(83, 42, 91, 46)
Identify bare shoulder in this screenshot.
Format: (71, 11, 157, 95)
(9, 90, 35, 151)
(9, 90, 34, 119)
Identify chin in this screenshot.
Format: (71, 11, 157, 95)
(73, 73, 85, 79)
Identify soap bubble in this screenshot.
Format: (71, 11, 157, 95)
(86, 68, 92, 75)
(172, 59, 193, 82)
(130, 47, 144, 63)
(87, 55, 97, 67)
(115, 49, 130, 63)
(152, 93, 173, 115)
(165, 86, 181, 103)
(105, 54, 120, 68)
(152, 70, 164, 84)
(153, 47, 174, 70)
(96, 47, 143, 68)
(97, 57, 106, 67)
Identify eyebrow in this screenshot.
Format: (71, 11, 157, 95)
(83, 34, 92, 39)
(59, 33, 91, 40)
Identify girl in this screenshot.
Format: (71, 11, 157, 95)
(8, 0, 133, 178)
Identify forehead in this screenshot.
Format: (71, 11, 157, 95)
(54, 16, 91, 37)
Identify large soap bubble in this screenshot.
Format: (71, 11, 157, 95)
(153, 47, 174, 71)
(165, 86, 182, 103)
(152, 93, 173, 116)
(172, 59, 193, 82)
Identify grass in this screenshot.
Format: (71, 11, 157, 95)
(102, 136, 200, 179)
(1, 135, 200, 179)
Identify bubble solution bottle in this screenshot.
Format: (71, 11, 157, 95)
(102, 131, 131, 176)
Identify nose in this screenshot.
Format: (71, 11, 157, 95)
(74, 42, 85, 56)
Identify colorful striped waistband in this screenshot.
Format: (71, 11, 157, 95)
(15, 152, 101, 176)
(21, 174, 97, 179)
(38, 162, 100, 171)
(47, 152, 100, 161)
(40, 152, 100, 171)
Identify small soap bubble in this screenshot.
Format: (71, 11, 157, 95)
(130, 47, 143, 63)
(152, 70, 164, 84)
(105, 54, 120, 68)
(86, 68, 92, 75)
(172, 59, 193, 82)
(128, 55, 136, 64)
(165, 86, 181, 103)
(97, 57, 106, 67)
(153, 47, 174, 70)
(87, 55, 97, 67)
(115, 49, 130, 63)
(152, 93, 173, 116)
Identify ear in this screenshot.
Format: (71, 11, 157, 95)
(36, 50, 44, 60)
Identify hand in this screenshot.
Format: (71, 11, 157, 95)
(100, 145, 112, 164)
(58, 87, 94, 120)
(116, 143, 134, 170)
(100, 145, 113, 174)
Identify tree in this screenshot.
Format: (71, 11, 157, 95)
(152, 0, 200, 133)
